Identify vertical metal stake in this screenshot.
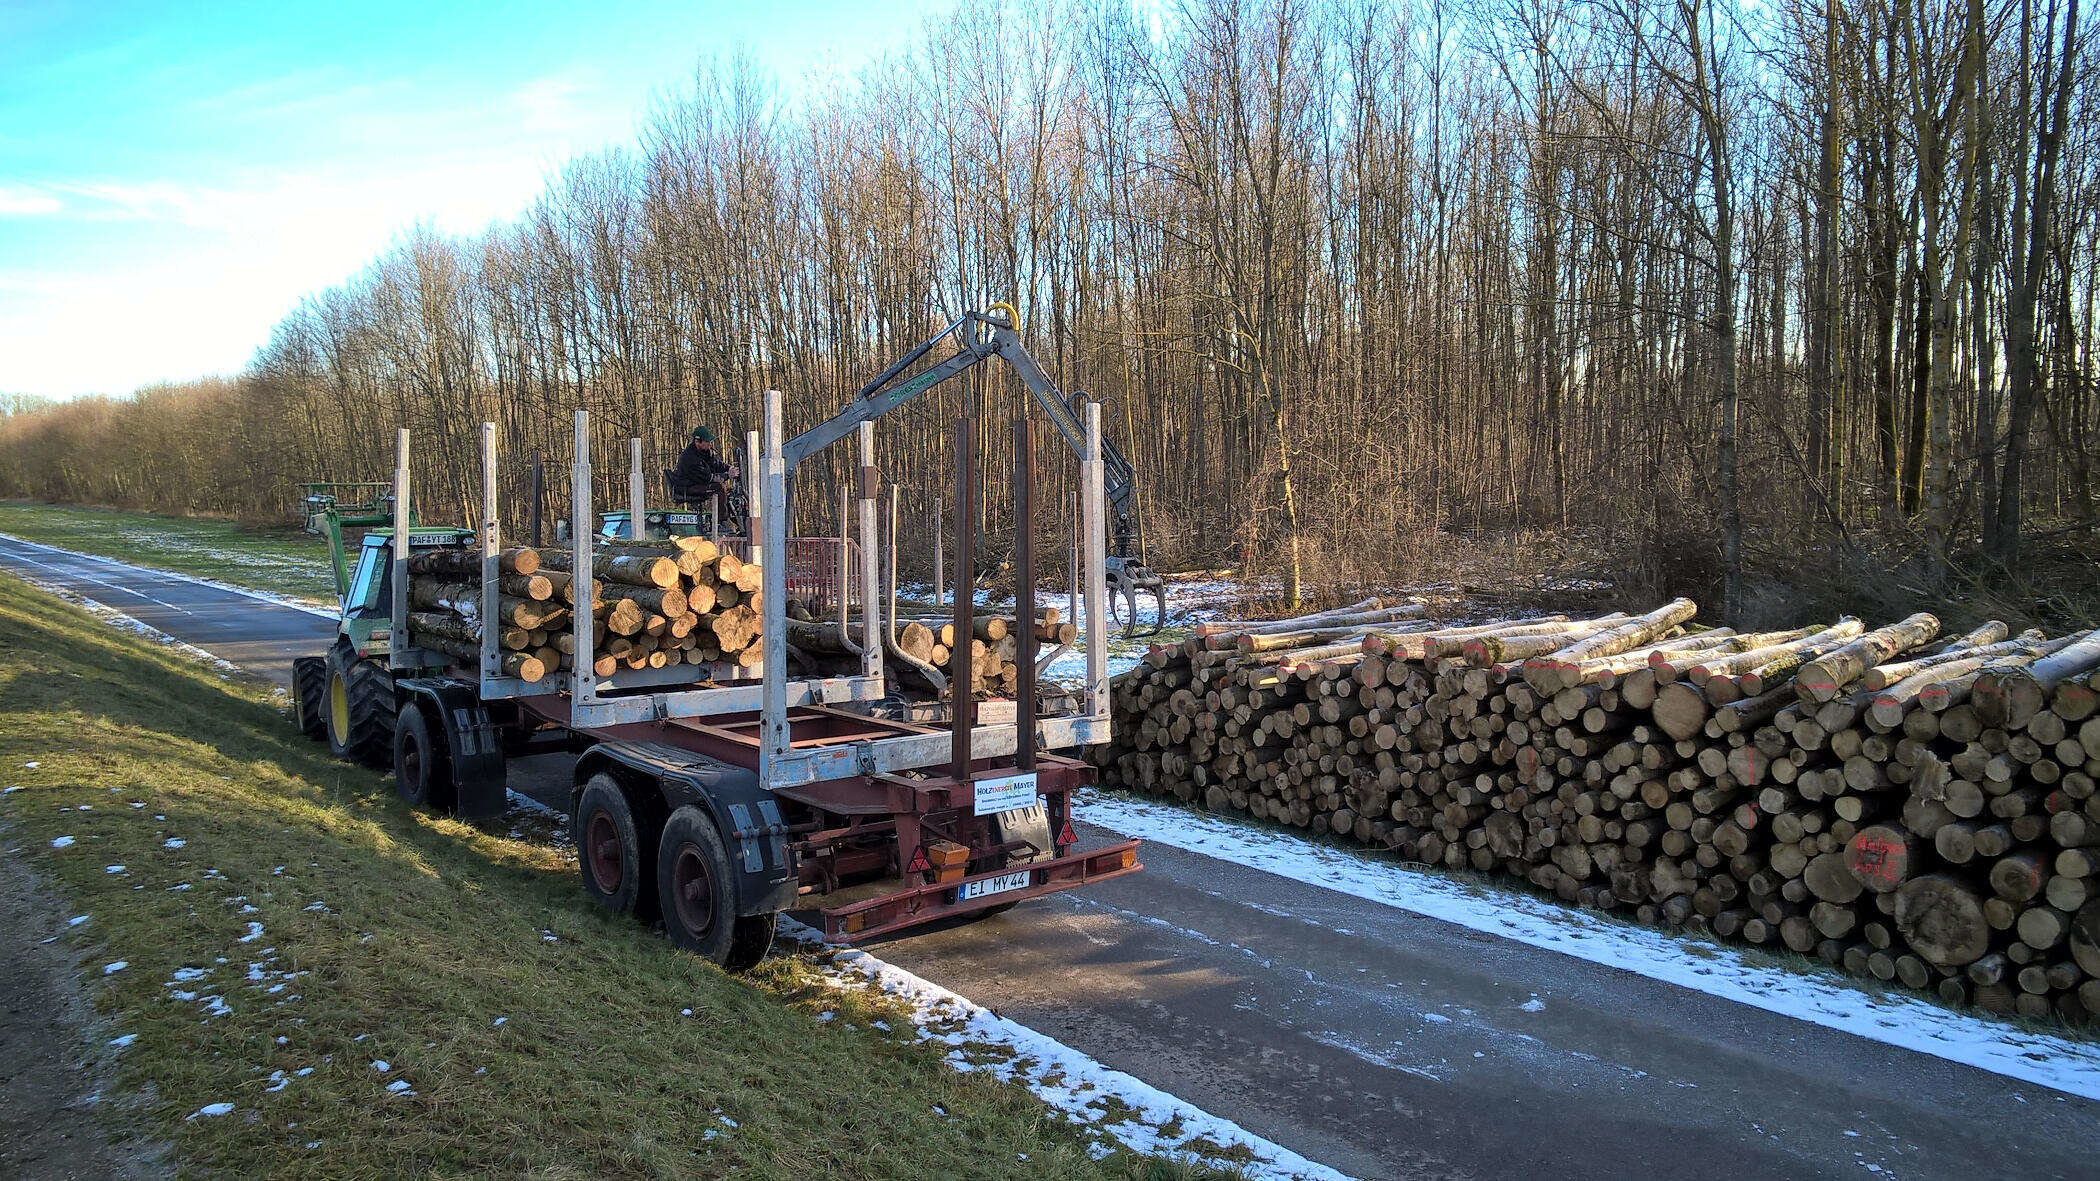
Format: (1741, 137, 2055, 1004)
(949, 417, 976, 780)
(480, 423, 500, 684)
(1013, 413, 1037, 771)
(390, 427, 410, 670)
(1084, 403, 1108, 720)
(628, 437, 645, 540)
(746, 429, 762, 551)
(759, 393, 791, 786)
(571, 411, 595, 702)
(1068, 490, 1079, 625)
(858, 421, 882, 684)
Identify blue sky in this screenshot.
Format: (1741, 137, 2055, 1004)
(0, 0, 915, 400)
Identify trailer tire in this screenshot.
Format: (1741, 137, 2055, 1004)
(325, 649, 396, 766)
(293, 656, 329, 739)
(574, 775, 652, 919)
(655, 805, 772, 971)
(392, 703, 454, 812)
(723, 911, 776, 974)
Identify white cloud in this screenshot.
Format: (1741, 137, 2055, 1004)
(0, 153, 555, 398)
(0, 185, 63, 216)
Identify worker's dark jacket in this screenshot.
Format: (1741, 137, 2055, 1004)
(670, 442, 730, 502)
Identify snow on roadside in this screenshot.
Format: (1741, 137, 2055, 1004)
(784, 919, 1344, 1179)
(0, 530, 335, 616)
(1077, 788, 2100, 1102)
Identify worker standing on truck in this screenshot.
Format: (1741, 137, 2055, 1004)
(670, 426, 734, 506)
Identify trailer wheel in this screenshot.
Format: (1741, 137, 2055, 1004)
(392, 704, 454, 812)
(723, 911, 776, 974)
(324, 648, 396, 766)
(656, 805, 773, 971)
(292, 656, 328, 739)
(574, 775, 652, 919)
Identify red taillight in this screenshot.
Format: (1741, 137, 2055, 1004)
(906, 846, 932, 875)
(1057, 820, 1077, 848)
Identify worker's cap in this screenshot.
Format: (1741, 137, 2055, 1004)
(691, 426, 715, 442)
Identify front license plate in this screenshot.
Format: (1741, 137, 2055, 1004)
(958, 870, 1031, 901)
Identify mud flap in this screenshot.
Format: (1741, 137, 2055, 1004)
(992, 801, 1055, 866)
(398, 678, 508, 821)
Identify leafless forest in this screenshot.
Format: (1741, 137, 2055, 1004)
(3, 0, 2096, 624)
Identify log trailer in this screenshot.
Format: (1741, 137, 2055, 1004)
(290, 306, 1142, 970)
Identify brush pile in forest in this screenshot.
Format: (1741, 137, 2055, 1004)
(1087, 598, 2100, 1023)
(405, 537, 763, 682)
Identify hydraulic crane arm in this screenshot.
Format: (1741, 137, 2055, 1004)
(783, 306, 1143, 558)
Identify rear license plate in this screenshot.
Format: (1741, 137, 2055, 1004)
(958, 870, 1031, 901)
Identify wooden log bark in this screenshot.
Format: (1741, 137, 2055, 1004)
(1862, 625, 2030, 689)
(1526, 600, 1697, 691)
(1844, 823, 1921, 894)
(498, 573, 554, 601)
(412, 630, 544, 682)
(1795, 613, 1941, 703)
(1893, 874, 1990, 967)
(614, 585, 688, 618)
(1975, 629, 2100, 729)
(541, 549, 679, 589)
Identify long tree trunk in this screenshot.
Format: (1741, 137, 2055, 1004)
(1995, 0, 2082, 567)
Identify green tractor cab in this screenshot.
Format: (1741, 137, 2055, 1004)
(336, 527, 475, 659)
(292, 524, 473, 774)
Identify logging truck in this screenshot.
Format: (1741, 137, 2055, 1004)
(289, 306, 1142, 970)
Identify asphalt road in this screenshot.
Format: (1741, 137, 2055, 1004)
(4, 529, 2096, 1180)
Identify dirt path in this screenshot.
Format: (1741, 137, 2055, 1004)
(0, 840, 169, 1180)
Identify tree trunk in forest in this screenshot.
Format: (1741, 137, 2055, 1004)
(1903, 252, 1929, 518)
(1682, 0, 1741, 623)
(1807, 0, 1840, 495)
(1993, 0, 2081, 568)
(1267, 396, 1304, 611)
(1867, 133, 1903, 502)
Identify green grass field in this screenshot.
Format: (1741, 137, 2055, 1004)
(0, 570, 1213, 1178)
(0, 502, 335, 604)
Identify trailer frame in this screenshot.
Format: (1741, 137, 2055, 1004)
(364, 315, 1138, 957)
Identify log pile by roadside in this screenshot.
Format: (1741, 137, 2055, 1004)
(405, 537, 763, 682)
(1087, 597, 2100, 1023)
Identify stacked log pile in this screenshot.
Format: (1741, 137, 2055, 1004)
(405, 537, 763, 682)
(790, 608, 1079, 698)
(1088, 598, 2100, 1023)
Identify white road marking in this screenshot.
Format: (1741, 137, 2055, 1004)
(0, 541, 188, 612)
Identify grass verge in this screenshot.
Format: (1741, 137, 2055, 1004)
(0, 570, 1209, 1178)
(0, 502, 334, 603)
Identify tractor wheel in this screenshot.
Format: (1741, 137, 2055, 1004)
(292, 656, 329, 740)
(573, 775, 654, 920)
(392, 703, 455, 812)
(324, 648, 396, 767)
(656, 805, 773, 971)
